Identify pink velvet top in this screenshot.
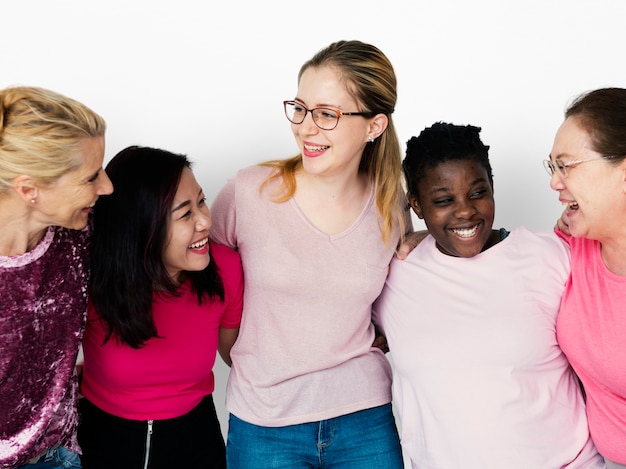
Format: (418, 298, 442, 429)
(1, 226, 89, 467)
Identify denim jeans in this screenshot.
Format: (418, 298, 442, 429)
(15, 446, 81, 469)
(226, 403, 404, 469)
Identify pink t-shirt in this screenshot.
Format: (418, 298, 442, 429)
(80, 242, 243, 420)
(210, 165, 406, 426)
(373, 228, 603, 468)
(556, 231, 626, 463)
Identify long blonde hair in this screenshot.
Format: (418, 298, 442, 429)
(0, 86, 106, 193)
(261, 40, 406, 246)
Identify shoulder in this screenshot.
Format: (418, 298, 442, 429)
(210, 242, 243, 276)
(236, 164, 275, 184)
(210, 241, 240, 263)
(54, 225, 91, 255)
(216, 165, 276, 201)
(508, 227, 570, 272)
(510, 227, 567, 251)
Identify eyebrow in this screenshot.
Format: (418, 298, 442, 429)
(429, 177, 488, 194)
(171, 189, 203, 212)
(549, 152, 571, 161)
(294, 98, 345, 110)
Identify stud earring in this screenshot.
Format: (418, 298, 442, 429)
(30, 199, 36, 204)
(368, 135, 375, 143)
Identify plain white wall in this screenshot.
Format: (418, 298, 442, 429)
(3, 0, 625, 459)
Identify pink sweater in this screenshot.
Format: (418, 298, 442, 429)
(210, 165, 404, 426)
(556, 231, 626, 463)
(81, 242, 243, 420)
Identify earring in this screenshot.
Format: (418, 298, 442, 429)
(30, 199, 36, 204)
(368, 135, 375, 143)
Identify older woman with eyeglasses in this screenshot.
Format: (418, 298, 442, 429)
(545, 87, 626, 469)
(209, 40, 411, 469)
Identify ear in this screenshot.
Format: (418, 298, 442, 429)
(367, 113, 389, 140)
(407, 192, 424, 220)
(12, 175, 38, 203)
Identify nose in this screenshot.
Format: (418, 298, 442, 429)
(549, 172, 564, 191)
(298, 110, 319, 133)
(98, 170, 114, 195)
(453, 198, 476, 219)
(196, 209, 212, 231)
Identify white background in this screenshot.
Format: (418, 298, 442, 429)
(3, 0, 625, 459)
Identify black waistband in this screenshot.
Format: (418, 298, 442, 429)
(79, 393, 216, 430)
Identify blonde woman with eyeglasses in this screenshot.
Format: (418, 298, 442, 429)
(210, 40, 411, 469)
(0, 86, 112, 469)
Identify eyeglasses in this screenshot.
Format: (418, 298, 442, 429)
(283, 100, 374, 131)
(543, 155, 618, 178)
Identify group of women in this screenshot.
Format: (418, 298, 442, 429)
(1, 39, 624, 469)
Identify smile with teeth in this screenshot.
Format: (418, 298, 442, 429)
(304, 144, 329, 152)
(563, 201, 579, 211)
(188, 238, 208, 249)
(451, 224, 479, 238)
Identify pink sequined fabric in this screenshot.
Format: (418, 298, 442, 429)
(0, 226, 89, 467)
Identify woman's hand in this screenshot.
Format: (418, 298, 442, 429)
(555, 208, 570, 235)
(395, 230, 429, 260)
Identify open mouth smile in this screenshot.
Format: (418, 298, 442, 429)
(188, 238, 208, 250)
(450, 224, 480, 238)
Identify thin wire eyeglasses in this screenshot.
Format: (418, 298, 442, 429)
(283, 100, 374, 131)
(542, 155, 618, 178)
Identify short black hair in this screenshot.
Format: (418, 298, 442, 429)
(403, 122, 492, 200)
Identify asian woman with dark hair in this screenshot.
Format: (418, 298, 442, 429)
(78, 146, 243, 469)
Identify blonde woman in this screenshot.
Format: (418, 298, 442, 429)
(210, 40, 410, 468)
(0, 86, 112, 468)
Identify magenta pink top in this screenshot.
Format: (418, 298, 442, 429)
(80, 242, 243, 420)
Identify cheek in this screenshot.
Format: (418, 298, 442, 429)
(484, 201, 496, 220)
(70, 186, 91, 204)
(422, 210, 447, 231)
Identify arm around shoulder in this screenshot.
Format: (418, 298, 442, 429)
(395, 230, 429, 260)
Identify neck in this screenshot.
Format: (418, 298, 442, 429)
(601, 240, 626, 276)
(296, 169, 368, 203)
(0, 198, 48, 256)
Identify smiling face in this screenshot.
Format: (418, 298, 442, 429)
(35, 135, 113, 230)
(549, 117, 626, 241)
(162, 167, 212, 284)
(411, 159, 496, 258)
(290, 65, 385, 179)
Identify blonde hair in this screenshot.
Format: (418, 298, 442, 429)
(0, 86, 106, 192)
(261, 40, 406, 246)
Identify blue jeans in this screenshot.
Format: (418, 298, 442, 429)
(226, 403, 403, 469)
(15, 446, 81, 469)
